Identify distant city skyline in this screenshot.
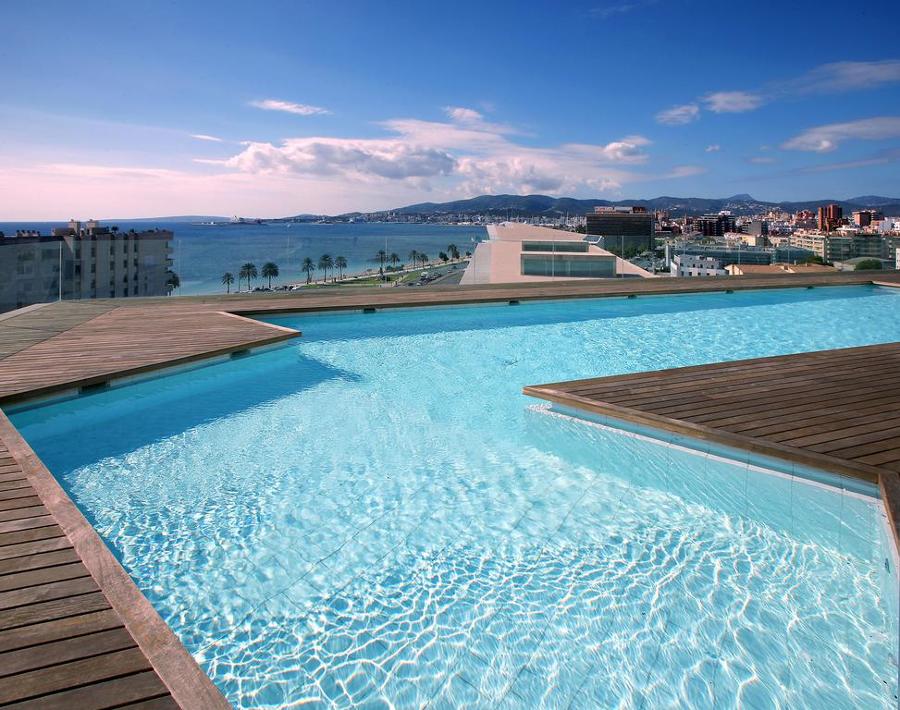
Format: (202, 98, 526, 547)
(2, 0, 899, 219)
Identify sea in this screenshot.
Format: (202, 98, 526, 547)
(0, 221, 487, 295)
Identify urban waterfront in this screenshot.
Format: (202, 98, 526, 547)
(0, 222, 486, 295)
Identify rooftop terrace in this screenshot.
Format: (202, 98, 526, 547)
(0, 270, 898, 706)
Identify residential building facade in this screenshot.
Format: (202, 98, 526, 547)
(0, 221, 173, 312)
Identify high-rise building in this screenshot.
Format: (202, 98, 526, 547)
(0, 221, 173, 312)
(817, 204, 842, 232)
(694, 213, 737, 237)
(852, 209, 883, 228)
(584, 207, 655, 253)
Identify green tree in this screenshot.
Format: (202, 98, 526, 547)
(374, 249, 387, 279)
(447, 243, 459, 260)
(335, 255, 347, 280)
(166, 271, 180, 293)
(221, 272, 234, 293)
(261, 262, 279, 289)
(408, 250, 419, 270)
(854, 259, 883, 271)
(302, 257, 315, 284)
(239, 262, 257, 290)
(438, 251, 449, 263)
(318, 254, 334, 282)
(389, 253, 400, 269)
(419, 252, 429, 267)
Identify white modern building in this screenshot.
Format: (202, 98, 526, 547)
(669, 254, 726, 277)
(459, 223, 654, 285)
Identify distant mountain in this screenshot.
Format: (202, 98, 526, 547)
(387, 194, 900, 217)
(102, 215, 229, 223)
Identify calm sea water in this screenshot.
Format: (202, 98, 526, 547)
(12, 285, 900, 708)
(0, 221, 486, 295)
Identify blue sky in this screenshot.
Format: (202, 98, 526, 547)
(1, 0, 899, 218)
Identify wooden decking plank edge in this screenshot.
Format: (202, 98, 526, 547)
(0, 411, 228, 709)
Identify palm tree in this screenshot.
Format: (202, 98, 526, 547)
(419, 252, 429, 268)
(302, 257, 315, 284)
(221, 272, 234, 293)
(261, 262, 279, 289)
(239, 262, 257, 291)
(335, 255, 347, 280)
(318, 254, 333, 282)
(389, 253, 400, 270)
(447, 243, 459, 260)
(166, 271, 180, 293)
(408, 250, 419, 270)
(374, 249, 387, 279)
(439, 251, 449, 263)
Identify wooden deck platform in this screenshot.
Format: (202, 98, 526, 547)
(0, 271, 896, 404)
(524, 342, 900, 548)
(0, 412, 228, 709)
(0, 272, 898, 707)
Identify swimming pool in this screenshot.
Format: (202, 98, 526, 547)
(11, 285, 900, 708)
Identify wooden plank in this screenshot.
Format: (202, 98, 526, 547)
(0, 591, 111, 632)
(0, 536, 72, 562)
(0, 576, 99, 611)
(0, 608, 123, 654)
(0, 646, 153, 704)
(1, 670, 170, 710)
(0, 547, 81, 574)
(0, 561, 88, 592)
(0, 524, 66, 547)
(0, 627, 136, 679)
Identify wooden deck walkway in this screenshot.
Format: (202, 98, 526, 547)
(524, 342, 900, 548)
(0, 271, 896, 404)
(0, 272, 897, 707)
(0, 412, 228, 709)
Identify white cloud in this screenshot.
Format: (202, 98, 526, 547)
(590, 0, 658, 20)
(210, 115, 662, 198)
(747, 156, 776, 164)
(444, 106, 483, 123)
(797, 60, 900, 93)
(702, 91, 764, 113)
(249, 99, 330, 116)
(665, 165, 706, 178)
(655, 103, 700, 125)
(705, 144, 720, 152)
(781, 116, 900, 152)
(190, 133, 223, 142)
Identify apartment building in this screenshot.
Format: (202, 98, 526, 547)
(584, 206, 655, 253)
(0, 220, 173, 312)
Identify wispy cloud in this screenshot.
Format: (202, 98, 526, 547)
(590, 0, 658, 20)
(705, 144, 721, 152)
(795, 147, 900, 173)
(747, 155, 776, 164)
(657, 58, 900, 124)
(250, 99, 330, 116)
(781, 116, 900, 152)
(190, 133, 223, 142)
(702, 91, 764, 113)
(792, 60, 900, 94)
(655, 103, 699, 125)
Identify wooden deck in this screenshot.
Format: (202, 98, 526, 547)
(524, 342, 900, 548)
(0, 412, 228, 709)
(0, 272, 898, 707)
(0, 271, 896, 404)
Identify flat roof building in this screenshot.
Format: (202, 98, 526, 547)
(459, 223, 653, 285)
(0, 221, 173, 313)
(584, 207, 655, 254)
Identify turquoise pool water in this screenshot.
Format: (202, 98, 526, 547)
(11, 285, 900, 708)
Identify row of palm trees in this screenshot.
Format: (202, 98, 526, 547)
(219, 244, 469, 292)
(221, 262, 279, 293)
